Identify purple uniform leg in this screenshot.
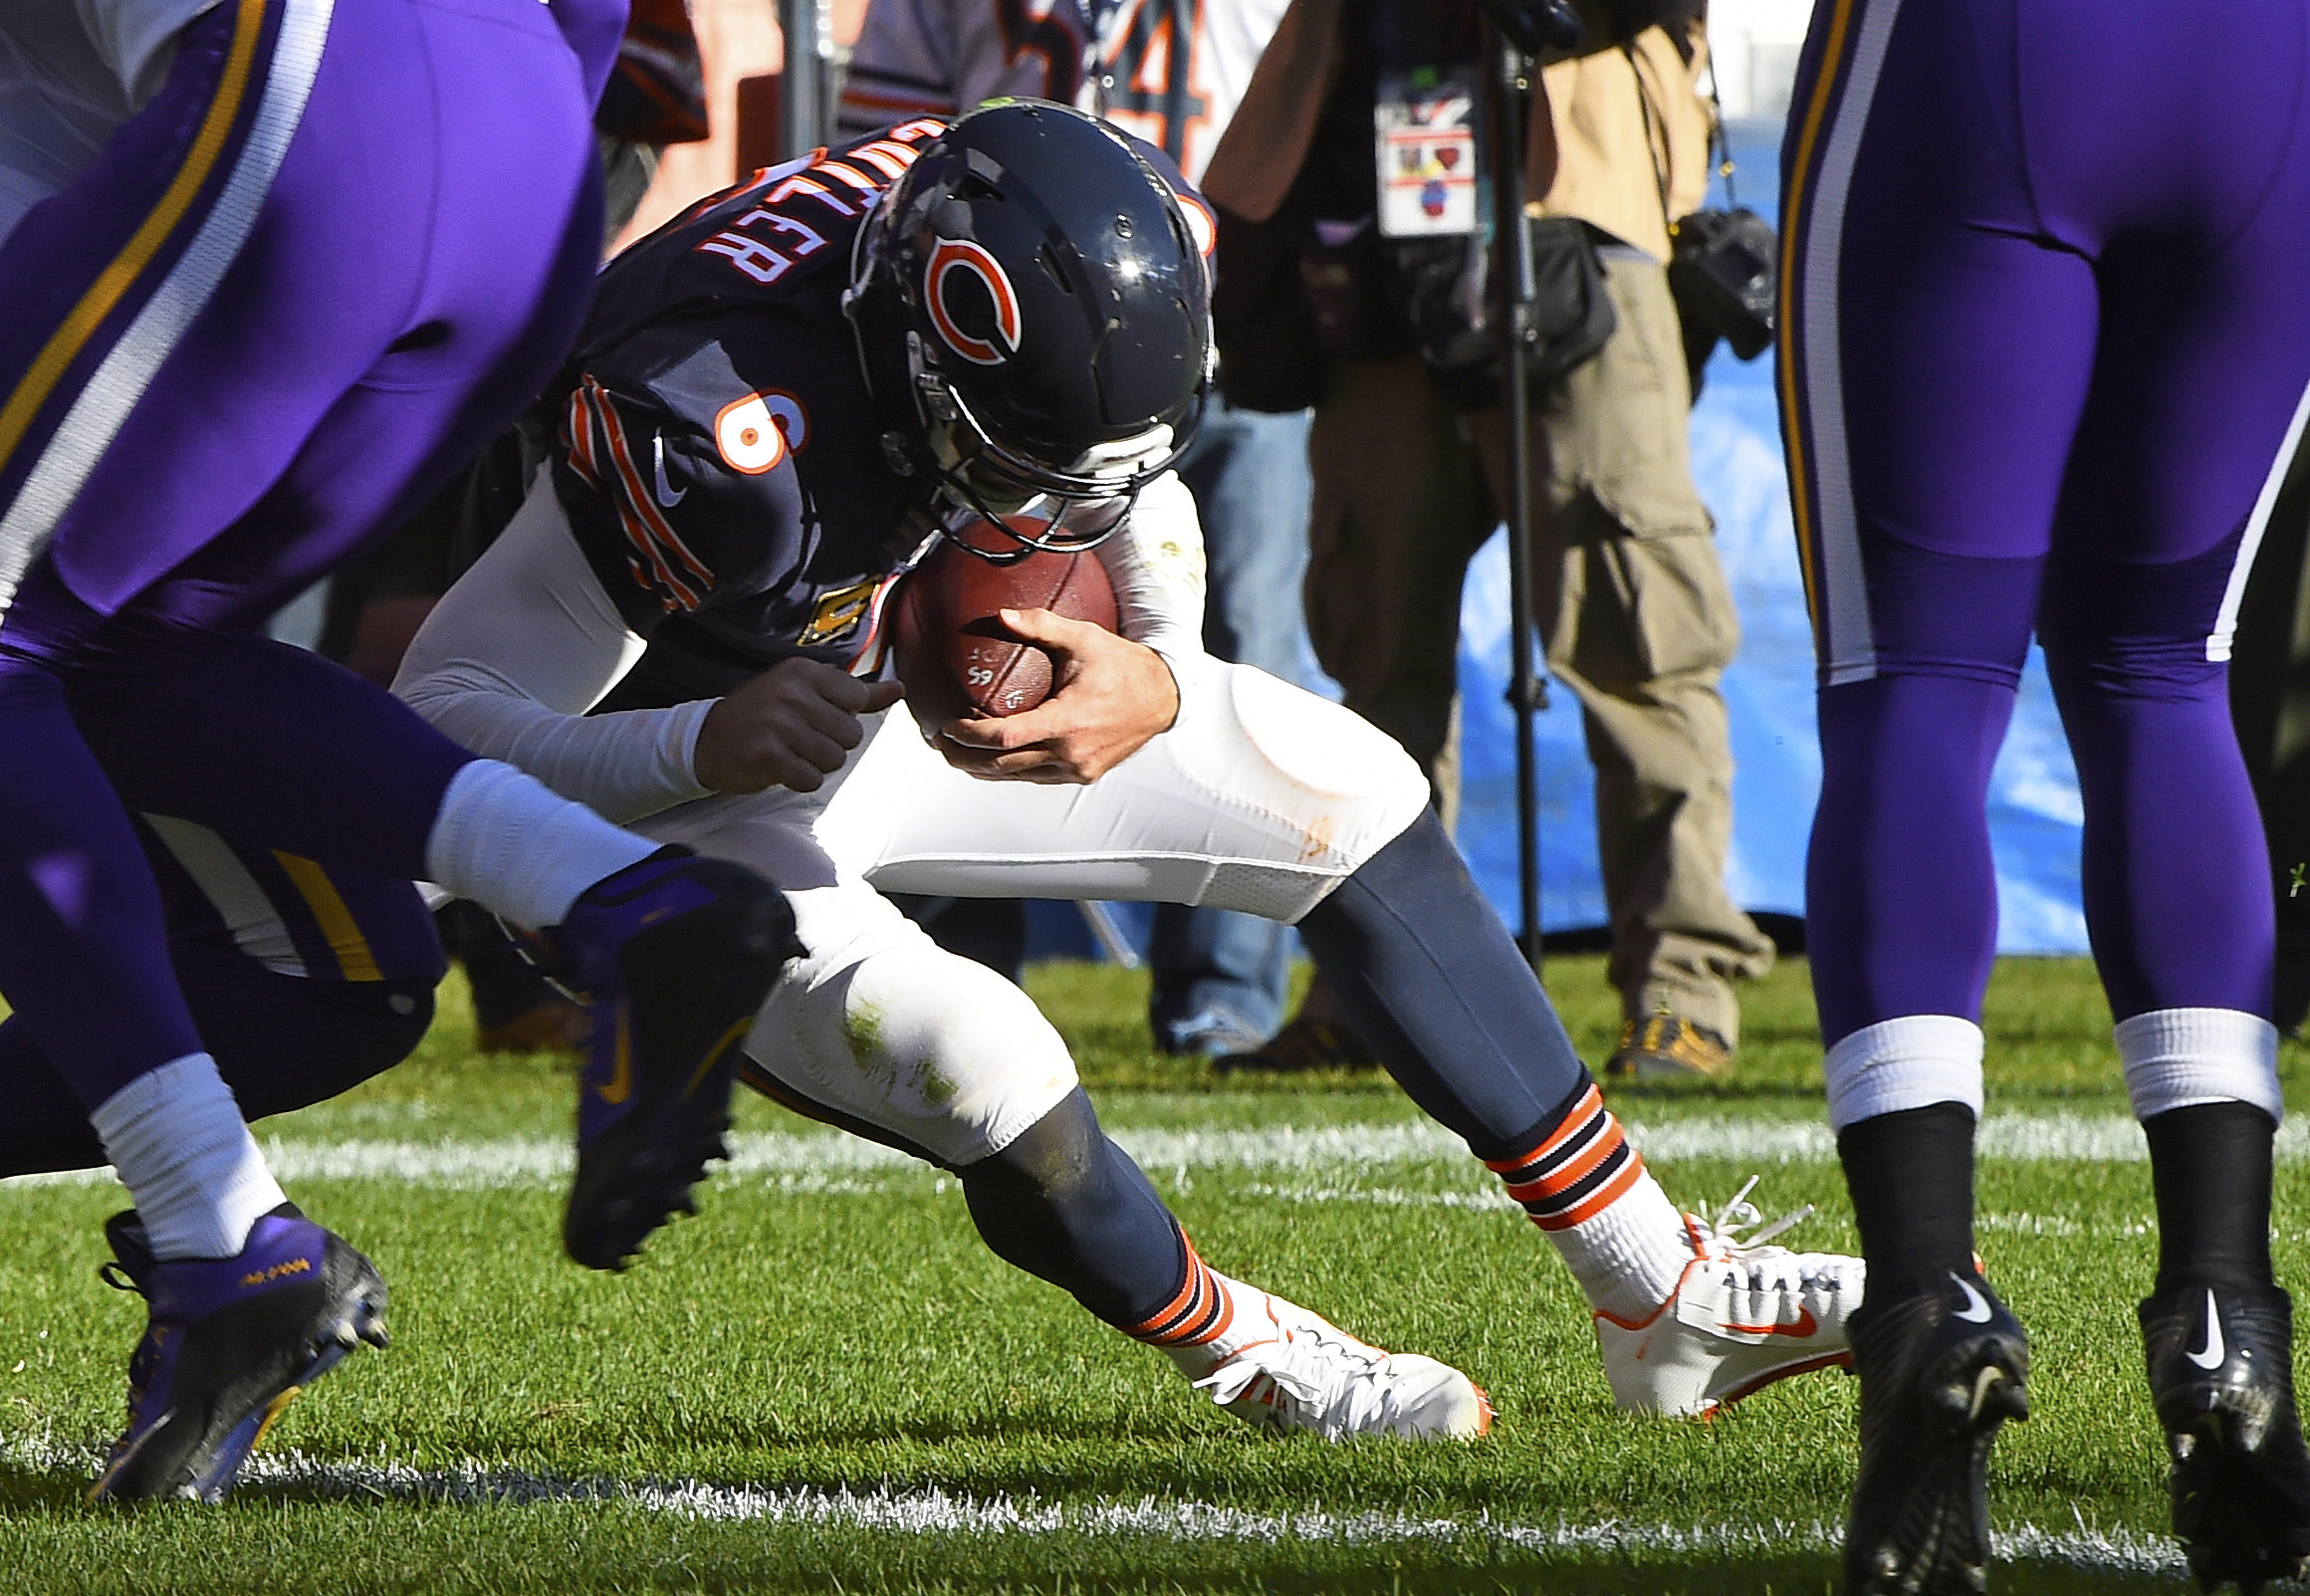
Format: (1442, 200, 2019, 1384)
(0, 0, 610, 1106)
(1783, 4, 2310, 1583)
(0, 823, 441, 1178)
(1781, 0, 2310, 1063)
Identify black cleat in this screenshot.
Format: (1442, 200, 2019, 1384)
(551, 848, 802, 1270)
(1843, 1269, 2030, 1595)
(91, 1207, 388, 1503)
(2141, 1278, 2310, 1592)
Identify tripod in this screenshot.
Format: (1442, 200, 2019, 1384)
(1476, 0, 1582, 971)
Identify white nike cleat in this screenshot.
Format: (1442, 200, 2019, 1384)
(1176, 1292, 1493, 1442)
(1594, 1177, 1864, 1418)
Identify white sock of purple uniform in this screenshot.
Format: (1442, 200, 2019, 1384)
(90, 1052, 286, 1261)
(424, 760, 658, 928)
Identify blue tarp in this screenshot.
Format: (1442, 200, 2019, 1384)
(1453, 122, 2089, 951)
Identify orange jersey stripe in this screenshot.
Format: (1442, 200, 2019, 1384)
(593, 389, 714, 587)
(579, 384, 696, 608)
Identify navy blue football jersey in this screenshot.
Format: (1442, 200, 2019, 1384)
(555, 119, 951, 704)
(549, 116, 1209, 711)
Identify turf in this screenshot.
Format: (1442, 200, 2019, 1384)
(1, 954, 2303, 1594)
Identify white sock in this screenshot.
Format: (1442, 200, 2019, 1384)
(1823, 1015, 1985, 1131)
(90, 1053, 287, 1260)
(1485, 1083, 1692, 1322)
(2117, 1007, 2282, 1123)
(424, 759, 658, 928)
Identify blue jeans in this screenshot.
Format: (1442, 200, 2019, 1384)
(1148, 397, 1314, 1051)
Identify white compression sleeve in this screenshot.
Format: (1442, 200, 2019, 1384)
(1094, 471, 1209, 666)
(392, 474, 717, 825)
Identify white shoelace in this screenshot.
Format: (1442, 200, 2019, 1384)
(1685, 1176, 1867, 1305)
(1192, 1323, 1402, 1440)
(1689, 1175, 1816, 1260)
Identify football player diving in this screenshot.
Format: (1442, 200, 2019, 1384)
(0, 0, 797, 1503)
(394, 102, 1862, 1436)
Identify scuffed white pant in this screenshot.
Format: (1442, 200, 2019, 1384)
(636, 653, 1430, 1164)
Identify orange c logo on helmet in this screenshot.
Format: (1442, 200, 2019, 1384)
(925, 238, 1023, 366)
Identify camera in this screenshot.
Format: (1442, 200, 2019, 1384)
(1668, 205, 1775, 361)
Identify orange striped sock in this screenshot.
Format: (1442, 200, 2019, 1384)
(1488, 1081, 1690, 1321)
(1124, 1232, 1238, 1351)
(1486, 1083, 1645, 1230)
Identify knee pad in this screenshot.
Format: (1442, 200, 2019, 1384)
(2039, 532, 2242, 699)
(746, 884, 1078, 1166)
(1197, 662, 1432, 918)
(1847, 532, 2040, 689)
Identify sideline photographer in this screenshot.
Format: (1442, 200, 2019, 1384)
(1204, 0, 1774, 1078)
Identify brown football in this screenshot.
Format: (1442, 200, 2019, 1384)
(891, 526, 1119, 723)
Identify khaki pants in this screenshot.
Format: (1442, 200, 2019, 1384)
(1305, 256, 1773, 1041)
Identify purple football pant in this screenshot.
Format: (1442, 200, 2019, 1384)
(0, 822, 442, 1178)
(1780, 0, 2310, 1043)
(0, 0, 617, 1105)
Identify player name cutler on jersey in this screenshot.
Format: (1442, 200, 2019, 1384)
(555, 120, 953, 707)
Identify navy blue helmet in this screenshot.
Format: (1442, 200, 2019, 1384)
(844, 100, 1213, 560)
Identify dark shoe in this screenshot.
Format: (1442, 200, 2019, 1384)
(550, 847, 803, 1270)
(91, 1207, 388, 1503)
(1843, 1269, 2030, 1595)
(1604, 1013, 1732, 1080)
(2140, 1278, 2310, 1591)
(1213, 1015, 1379, 1074)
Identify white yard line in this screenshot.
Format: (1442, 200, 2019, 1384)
(0, 1438, 2192, 1574)
(5, 1112, 2296, 1193)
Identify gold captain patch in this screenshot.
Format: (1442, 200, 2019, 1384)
(799, 578, 879, 646)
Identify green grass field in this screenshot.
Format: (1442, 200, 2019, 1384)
(4, 954, 2305, 1594)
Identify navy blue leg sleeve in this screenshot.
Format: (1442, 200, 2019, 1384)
(959, 1087, 1189, 1329)
(1296, 810, 1589, 1159)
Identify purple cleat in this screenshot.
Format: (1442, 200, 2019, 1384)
(550, 847, 801, 1271)
(90, 1206, 388, 1504)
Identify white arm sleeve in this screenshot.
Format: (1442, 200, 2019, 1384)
(1095, 470, 1208, 664)
(392, 478, 719, 825)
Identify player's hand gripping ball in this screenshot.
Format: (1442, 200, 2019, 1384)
(894, 522, 1170, 785)
(891, 529, 1120, 724)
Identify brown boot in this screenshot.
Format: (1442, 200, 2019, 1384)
(1603, 1012, 1732, 1080)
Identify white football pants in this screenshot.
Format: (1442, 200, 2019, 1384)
(634, 652, 1430, 1164)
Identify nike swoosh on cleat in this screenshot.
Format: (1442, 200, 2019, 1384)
(2187, 1287, 2226, 1371)
(1719, 1306, 1819, 1338)
(596, 1008, 633, 1105)
(653, 431, 687, 507)
(679, 1015, 756, 1104)
(1951, 1271, 1993, 1324)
